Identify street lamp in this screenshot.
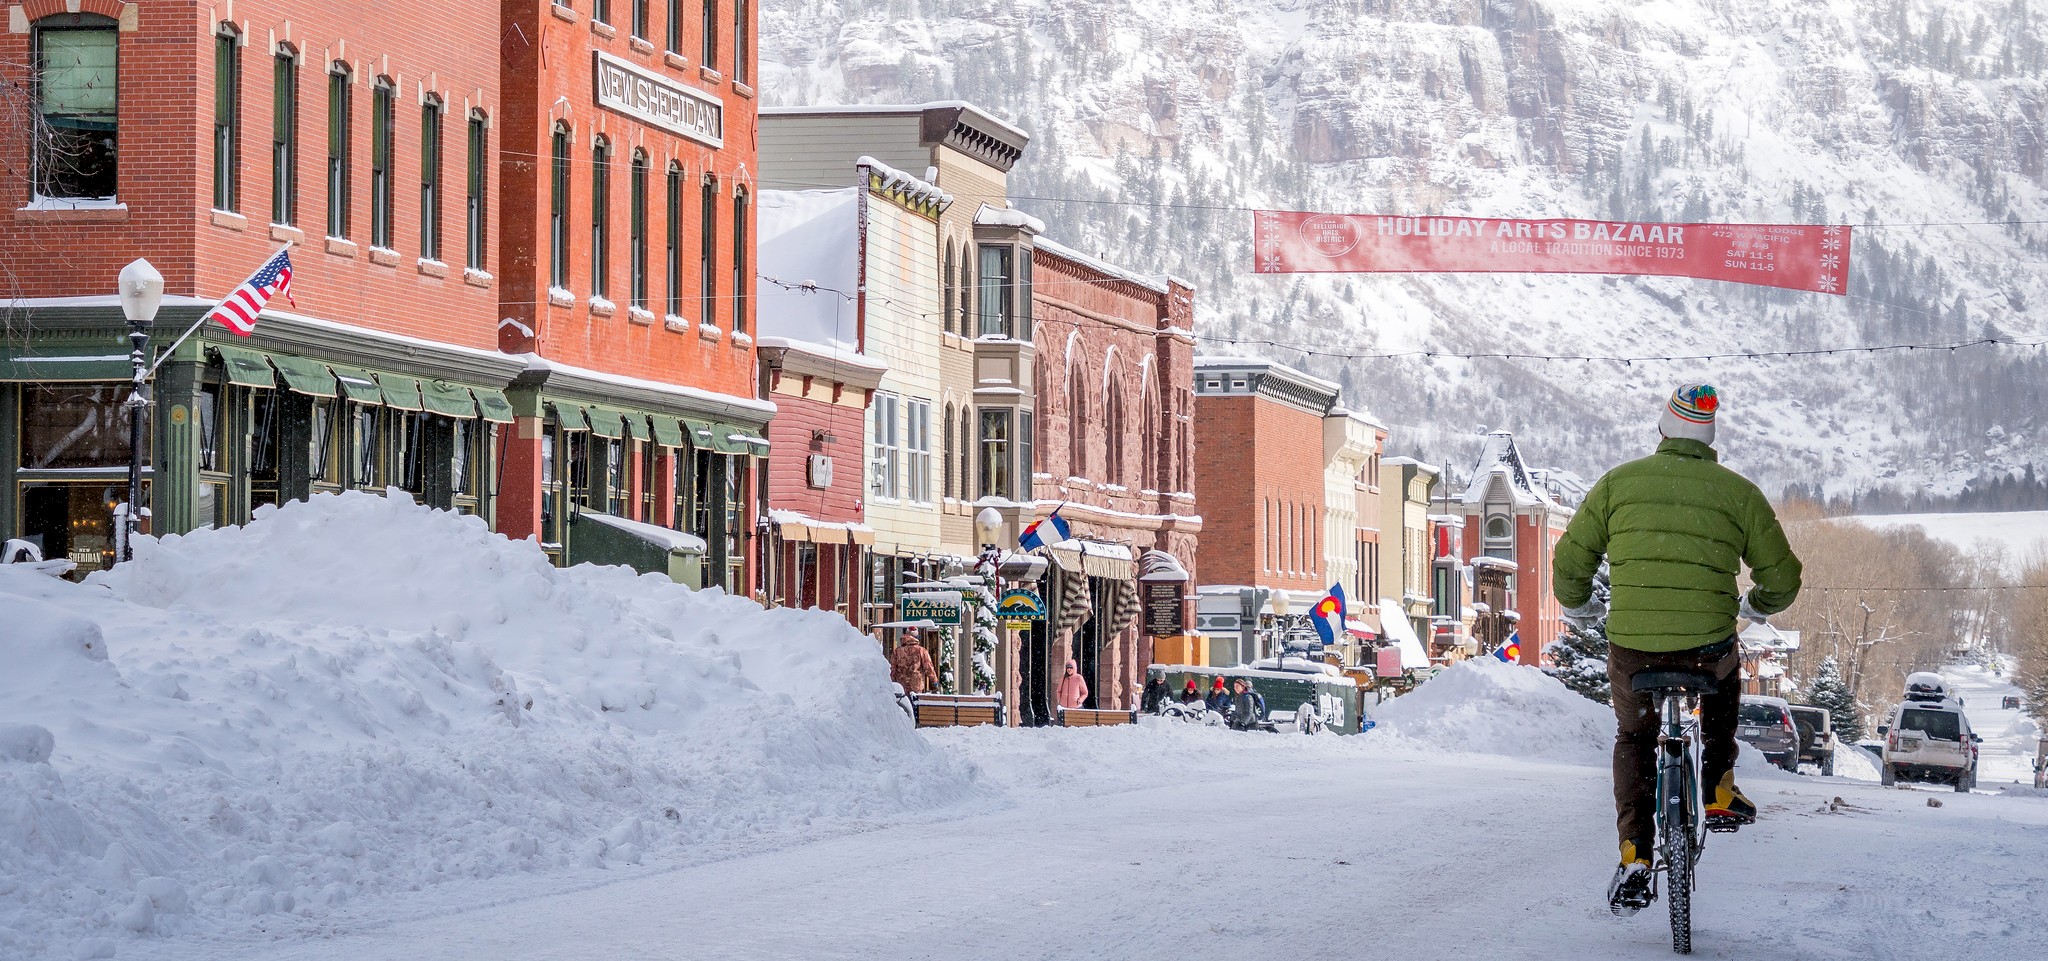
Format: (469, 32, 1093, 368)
(116, 259, 164, 564)
(1270, 589, 1292, 664)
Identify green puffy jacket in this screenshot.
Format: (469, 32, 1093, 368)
(1553, 438, 1802, 653)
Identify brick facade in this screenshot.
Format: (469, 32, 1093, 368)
(1192, 359, 1340, 595)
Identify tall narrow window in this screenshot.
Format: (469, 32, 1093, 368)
(591, 138, 611, 299)
(31, 13, 119, 199)
(420, 95, 444, 261)
(700, 176, 718, 327)
(907, 399, 930, 503)
(979, 409, 1012, 499)
(326, 63, 352, 236)
(1018, 247, 1034, 340)
(272, 50, 297, 224)
(594, 0, 612, 24)
(955, 256, 972, 334)
(466, 111, 487, 270)
(731, 187, 749, 334)
(630, 151, 649, 308)
(550, 124, 570, 289)
(1019, 409, 1034, 493)
(701, 0, 718, 68)
(213, 27, 241, 211)
(665, 163, 682, 317)
(942, 243, 955, 335)
(734, 0, 750, 84)
(978, 244, 1013, 338)
(870, 393, 899, 500)
(370, 77, 394, 248)
(633, 0, 649, 38)
(666, 0, 682, 53)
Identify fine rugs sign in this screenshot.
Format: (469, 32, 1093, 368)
(592, 51, 724, 148)
(1253, 212, 1850, 295)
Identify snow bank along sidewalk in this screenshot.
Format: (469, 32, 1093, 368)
(0, 493, 977, 959)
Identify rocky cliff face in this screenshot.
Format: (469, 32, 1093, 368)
(761, 0, 2048, 501)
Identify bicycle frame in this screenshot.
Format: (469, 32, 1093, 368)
(1653, 691, 1705, 872)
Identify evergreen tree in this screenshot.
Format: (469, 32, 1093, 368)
(1546, 565, 1612, 704)
(1802, 655, 1863, 743)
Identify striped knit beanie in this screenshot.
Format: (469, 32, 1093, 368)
(1658, 383, 1718, 445)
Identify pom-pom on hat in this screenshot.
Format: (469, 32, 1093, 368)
(1659, 383, 1719, 445)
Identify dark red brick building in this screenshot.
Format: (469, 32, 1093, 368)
(1024, 238, 1198, 717)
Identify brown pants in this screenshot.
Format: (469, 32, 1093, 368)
(1607, 639, 1741, 853)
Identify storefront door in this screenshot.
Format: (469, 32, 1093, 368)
(17, 480, 143, 578)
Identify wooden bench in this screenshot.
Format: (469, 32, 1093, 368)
(1057, 707, 1139, 727)
(911, 693, 1005, 728)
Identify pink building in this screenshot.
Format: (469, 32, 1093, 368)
(1456, 431, 1579, 665)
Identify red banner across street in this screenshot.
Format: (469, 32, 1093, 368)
(1253, 211, 1851, 295)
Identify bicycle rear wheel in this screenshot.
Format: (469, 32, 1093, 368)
(1663, 761, 1695, 954)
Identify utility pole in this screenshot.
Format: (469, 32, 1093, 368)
(1848, 599, 1875, 703)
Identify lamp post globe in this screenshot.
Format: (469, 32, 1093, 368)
(975, 506, 1002, 549)
(116, 259, 165, 564)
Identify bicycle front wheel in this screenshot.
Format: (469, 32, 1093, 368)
(1664, 764, 1695, 954)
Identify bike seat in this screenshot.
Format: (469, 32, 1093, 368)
(1631, 671, 1718, 695)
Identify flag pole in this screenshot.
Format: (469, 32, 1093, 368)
(148, 239, 295, 378)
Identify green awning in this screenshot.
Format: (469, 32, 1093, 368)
(211, 345, 276, 387)
(330, 365, 384, 404)
(648, 415, 685, 448)
(0, 348, 132, 381)
(685, 419, 717, 448)
(377, 374, 425, 411)
(270, 355, 338, 398)
(744, 432, 771, 457)
(547, 401, 591, 431)
(419, 379, 478, 418)
(472, 387, 515, 423)
(585, 407, 626, 439)
(708, 422, 753, 455)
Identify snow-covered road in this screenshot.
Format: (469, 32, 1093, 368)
(131, 721, 2048, 961)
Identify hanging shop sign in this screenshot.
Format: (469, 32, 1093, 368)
(998, 588, 1046, 629)
(592, 51, 724, 148)
(1143, 581, 1187, 637)
(901, 592, 965, 627)
(1253, 211, 1850, 295)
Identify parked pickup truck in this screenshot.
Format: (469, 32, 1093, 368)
(1788, 705, 1835, 777)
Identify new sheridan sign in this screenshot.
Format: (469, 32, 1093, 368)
(592, 51, 724, 148)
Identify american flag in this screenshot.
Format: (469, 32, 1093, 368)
(206, 247, 296, 336)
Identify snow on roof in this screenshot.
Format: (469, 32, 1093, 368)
(757, 188, 860, 351)
(974, 202, 1046, 235)
(1461, 431, 1553, 510)
(1376, 600, 1431, 670)
(1468, 556, 1518, 571)
(856, 155, 950, 210)
(579, 510, 708, 554)
(1033, 236, 1165, 292)
(752, 335, 888, 374)
(1192, 355, 1343, 395)
(758, 101, 1030, 142)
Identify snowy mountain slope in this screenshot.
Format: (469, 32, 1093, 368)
(759, 0, 2048, 495)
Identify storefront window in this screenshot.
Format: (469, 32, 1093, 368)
(197, 383, 224, 473)
(640, 441, 657, 521)
(723, 455, 746, 590)
(567, 431, 591, 508)
(309, 399, 337, 484)
(450, 419, 472, 496)
(604, 438, 624, 514)
(398, 412, 428, 496)
(250, 389, 281, 508)
(16, 480, 137, 578)
(541, 430, 559, 543)
(351, 405, 379, 487)
(692, 448, 716, 540)
(19, 384, 141, 470)
(671, 443, 696, 533)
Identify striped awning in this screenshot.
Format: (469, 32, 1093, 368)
(1054, 562, 1092, 636)
(1105, 579, 1141, 638)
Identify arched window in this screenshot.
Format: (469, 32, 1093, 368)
(956, 251, 973, 335)
(700, 174, 718, 327)
(1102, 383, 1124, 486)
(590, 137, 611, 298)
(956, 408, 973, 500)
(942, 404, 955, 498)
(1066, 364, 1089, 479)
(732, 185, 750, 334)
(33, 13, 120, 199)
(550, 123, 571, 289)
(942, 242, 955, 335)
(630, 150, 650, 307)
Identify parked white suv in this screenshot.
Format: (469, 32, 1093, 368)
(1880, 693, 1979, 792)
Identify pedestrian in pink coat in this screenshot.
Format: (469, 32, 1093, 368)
(1056, 659, 1090, 710)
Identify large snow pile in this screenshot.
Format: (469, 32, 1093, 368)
(1374, 658, 1614, 762)
(0, 492, 975, 959)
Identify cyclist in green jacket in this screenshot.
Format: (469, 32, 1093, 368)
(1553, 383, 1803, 915)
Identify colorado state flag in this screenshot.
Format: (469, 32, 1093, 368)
(1019, 509, 1071, 552)
(1310, 583, 1347, 646)
(1495, 630, 1522, 663)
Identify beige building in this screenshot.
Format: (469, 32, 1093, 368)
(1379, 456, 1440, 652)
(1322, 408, 1384, 662)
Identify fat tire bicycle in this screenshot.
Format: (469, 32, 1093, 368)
(1629, 670, 1743, 955)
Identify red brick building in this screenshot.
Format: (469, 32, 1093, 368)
(0, 1, 513, 568)
(494, 0, 769, 591)
(1022, 241, 1198, 717)
(1456, 430, 1577, 665)
(1192, 357, 1342, 595)
(0, 1, 770, 591)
